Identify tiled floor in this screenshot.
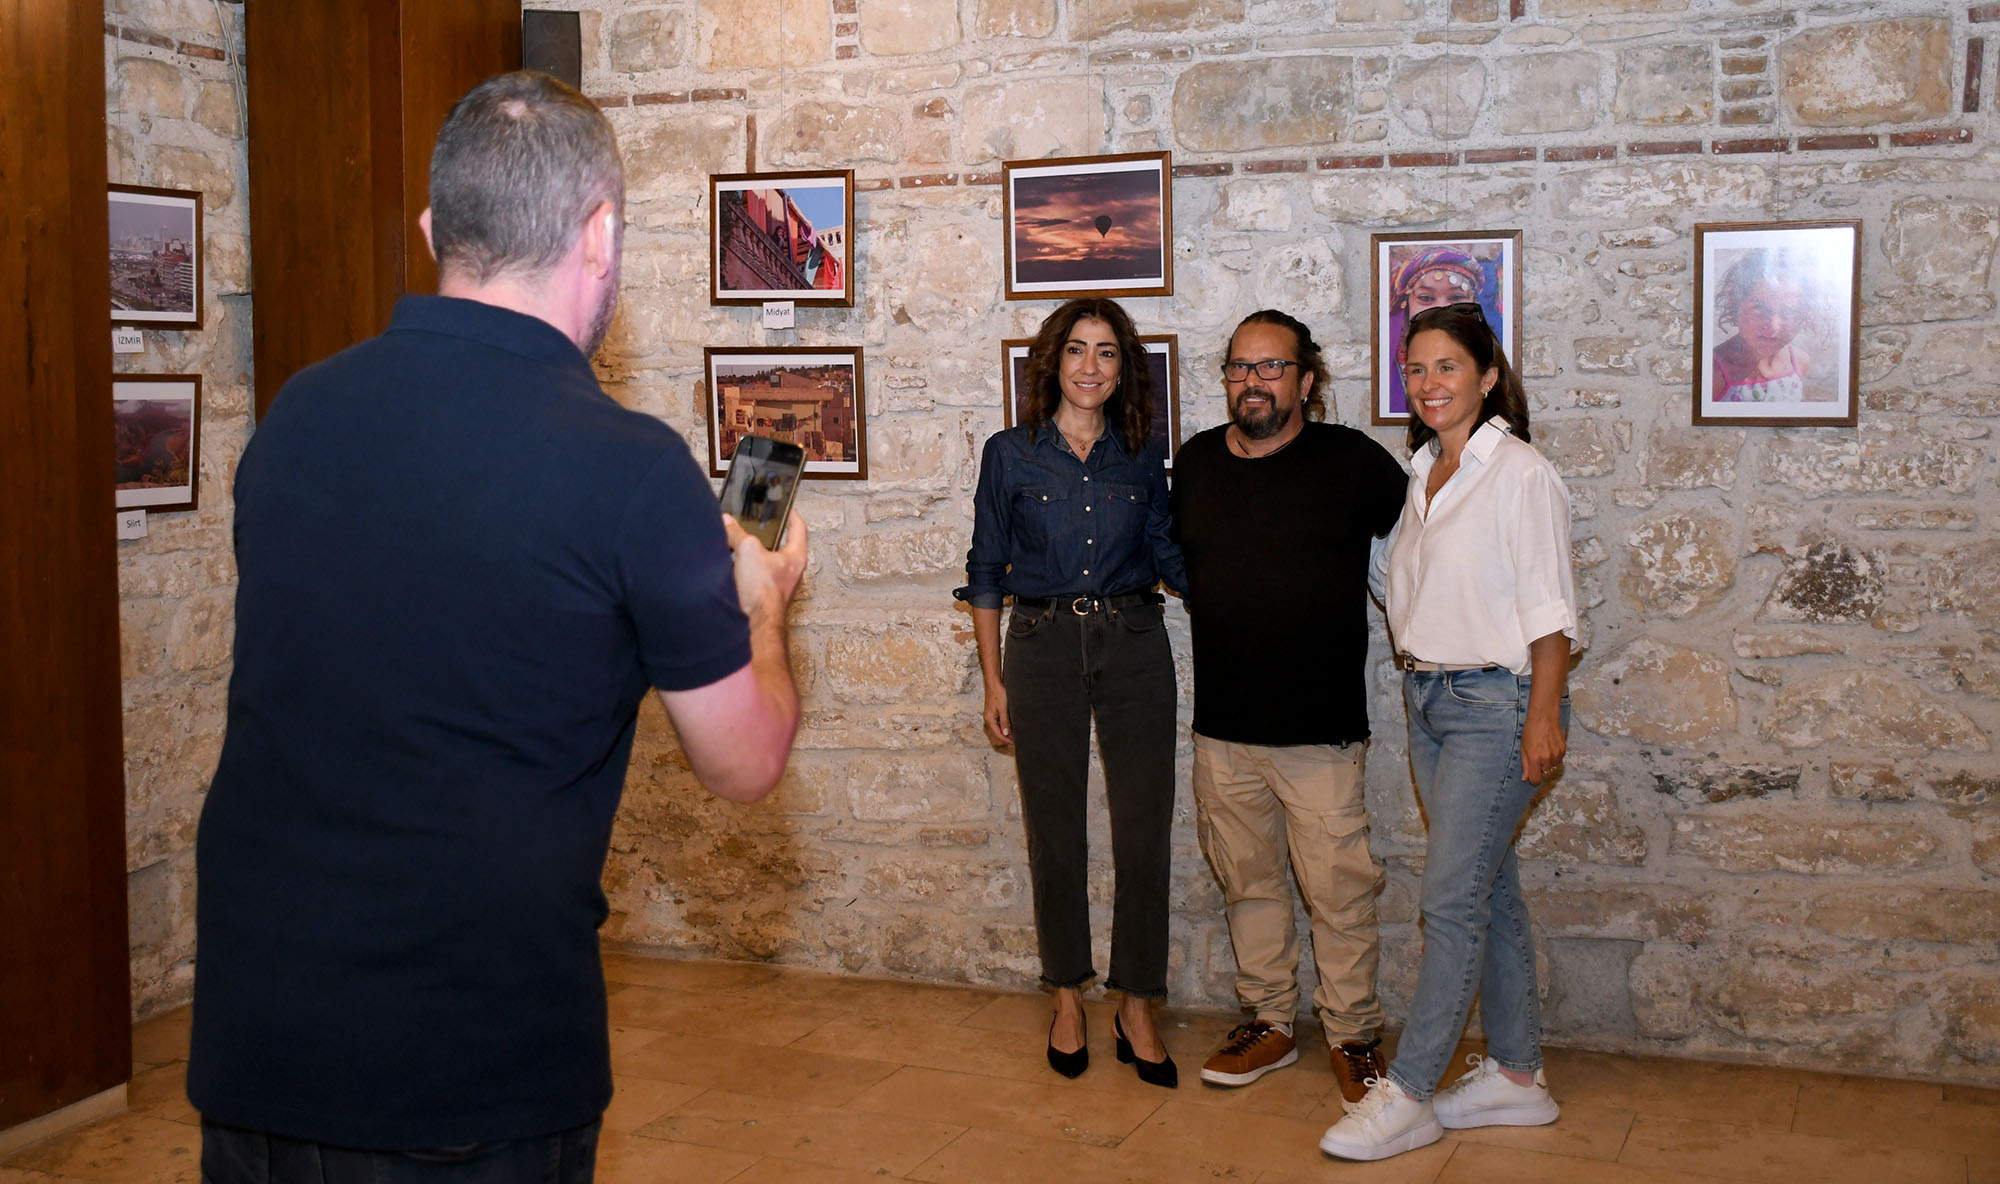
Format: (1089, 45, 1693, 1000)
(7, 950, 1997, 1183)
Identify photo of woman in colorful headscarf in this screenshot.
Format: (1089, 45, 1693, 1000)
(1375, 237, 1516, 419)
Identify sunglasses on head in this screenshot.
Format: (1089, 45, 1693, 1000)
(1413, 301, 1488, 323)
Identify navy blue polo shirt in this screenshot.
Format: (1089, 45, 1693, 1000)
(188, 296, 749, 1148)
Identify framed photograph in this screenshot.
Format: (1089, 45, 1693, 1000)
(1001, 334, 1181, 469)
(710, 170, 854, 306)
(1003, 152, 1172, 301)
(109, 184, 203, 328)
(1370, 229, 1522, 424)
(113, 374, 201, 512)
(705, 347, 866, 479)
(1693, 220, 1861, 427)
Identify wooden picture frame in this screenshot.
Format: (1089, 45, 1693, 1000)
(1001, 334, 1181, 469)
(705, 347, 867, 479)
(109, 184, 203, 329)
(710, 170, 855, 307)
(1692, 220, 1861, 427)
(113, 374, 201, 512)
(1003, 152, 1172, 301)
(1369, 229, 1522, 424)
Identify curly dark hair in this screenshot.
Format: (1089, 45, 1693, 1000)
(1023, 299, 1153, 454)
(1225, 310, 1328, 424)
(1401, 302, 1530, 453)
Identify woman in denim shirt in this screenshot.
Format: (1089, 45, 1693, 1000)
(955, 298, 1185, 1088)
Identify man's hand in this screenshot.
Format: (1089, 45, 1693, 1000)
(721, 510, 807, 623)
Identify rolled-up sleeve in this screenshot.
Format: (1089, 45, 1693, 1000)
(955, 432, 1012, 609)
(1511, 463, 1577, 648)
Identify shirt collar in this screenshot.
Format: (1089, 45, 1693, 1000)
(385, 295, 590, 368)
(1034, 422, 1129, 461)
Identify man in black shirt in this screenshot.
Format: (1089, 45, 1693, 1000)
(1171, 310, 1407, 1110)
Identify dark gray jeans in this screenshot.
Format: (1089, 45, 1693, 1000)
(1003, 598, 1177, 997)
(201, 1119, 600, 1184)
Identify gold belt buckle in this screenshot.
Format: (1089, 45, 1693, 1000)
(1070, 596, 1096, 615)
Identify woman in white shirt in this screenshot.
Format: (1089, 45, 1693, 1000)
(1321, 301, 1577, 1162)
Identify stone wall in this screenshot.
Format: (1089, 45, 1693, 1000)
(106, 0, 249, 1019)
(107, 0, 2000, 1086)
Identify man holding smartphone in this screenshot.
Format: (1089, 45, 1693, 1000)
(189, 71, 806, 1182)
(1171, 310, 1407, 1110)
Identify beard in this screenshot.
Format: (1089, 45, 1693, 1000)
(581, 224, 624, 359)
(1229, 387, 1294, 440)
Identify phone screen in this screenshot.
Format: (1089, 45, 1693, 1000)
(718, 435, 806, 550)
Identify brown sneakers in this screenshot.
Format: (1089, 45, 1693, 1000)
(1331, 1036, 1387, 1112)
(1199, 1020, 1300, 1086)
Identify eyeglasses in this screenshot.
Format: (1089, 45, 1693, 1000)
(1220, 359, 1300, 381)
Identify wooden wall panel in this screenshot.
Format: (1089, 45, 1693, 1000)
(0, 0, 134, 1129)
(249, 0, 520, 418)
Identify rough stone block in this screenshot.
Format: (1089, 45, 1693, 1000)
(1257, 237, 1347, 312)
(1639, 428, 1741, 490)
(1559, 162, 1771, 218)
(1758, 433, 1981, 498)
(1929, 540, 2000, 620)
(766, 99, 902, 165)
(1628, 946, 1699, 1039)
(1702, 959, 1912, 1043)
(1391, 55, 1486, 139)
(1541, 0, 1685, 12)
(1650, 762, 1799, 805)
(1309, 173, 1456, 225)
(114, 56, 186, 120)
(1761, 538, 1883, 624)
(1173, 57, 1354, 152)
(1882, 197, 2000, 294)
(1516, 777, 1648, 865)
(700, 0, 829, 66)
(1808, 888, 2000, 944)
(1614, 44, 1712, 125)
(976, 0, 1055, 36)
(834, 526, 964, 582)
(1827, 762, 1913, 803)
(960, 76, 1101, 162)
(1622, 510, 1735, 618)
(860, 855, 1026, 908)
(847, 751, 992, 822)
(861, 0, 961, 54)
(1779, 18, 1952, 126)
(1543, 938, 1641, 1037)
(1573, 638, 1735, 744)
(820, 619, 972, 704)
(1671, 813, 1945, 874)
(618, 111, 742, 197)
(610, 8, 688, 72)
(1763, 669, 1985, 755)
(1531, 885, 1714, 944)
(1077, 0, 1244, 37)
(1497, 52, 1600, 133)
(1215, 179, 1295, 231)
(1536, 418, 1622, 477)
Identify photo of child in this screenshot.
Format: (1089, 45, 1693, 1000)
(1371, 232, 1519, 422)
(1708, 248, 1837, 404)
(1694, 221, 1859, 427)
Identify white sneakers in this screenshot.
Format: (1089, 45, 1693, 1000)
(1318, 1057, 1559, 1162)
(1317, 1079, 1443, 1161)
(1433, 1054, 1561, 1129)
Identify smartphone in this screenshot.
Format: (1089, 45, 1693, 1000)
(718, 435, 805, 550)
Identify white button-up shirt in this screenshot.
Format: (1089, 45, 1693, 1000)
(1374, 419, 1578, 675)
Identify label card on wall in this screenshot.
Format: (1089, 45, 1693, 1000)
(113, 327, 143, 353)
(762, 301, 796, 330)
(117, 509, 148, 538)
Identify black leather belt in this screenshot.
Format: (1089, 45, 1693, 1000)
(1014, 591, 1165, 615)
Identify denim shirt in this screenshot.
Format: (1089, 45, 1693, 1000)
(955, 423, 1186, 610)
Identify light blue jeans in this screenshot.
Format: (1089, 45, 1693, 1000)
(1386, 667, 1567, 1102)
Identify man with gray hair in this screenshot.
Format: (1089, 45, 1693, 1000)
(189, 71, 806, 1181)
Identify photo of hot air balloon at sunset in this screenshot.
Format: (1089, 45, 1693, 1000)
(1003, 152, 1172, 300)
